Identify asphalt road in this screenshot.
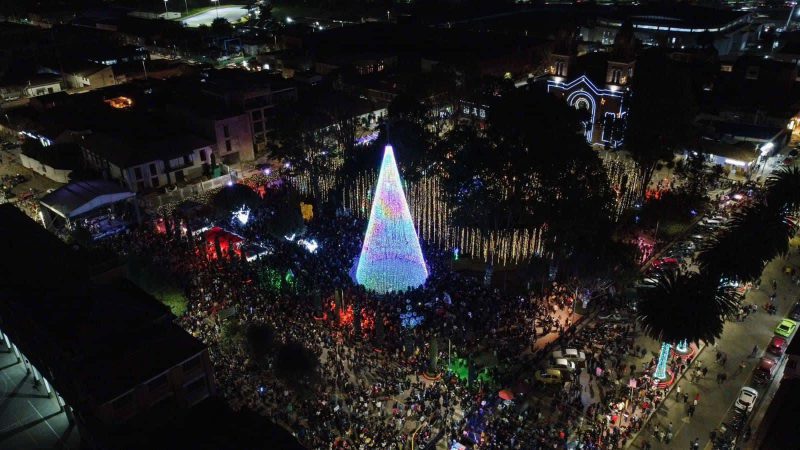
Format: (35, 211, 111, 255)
(628, 254, 800, 450)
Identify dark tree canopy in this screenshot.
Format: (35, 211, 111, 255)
(245, 323, 276, 366)
(211, 183, 262, 217)
(274, 341, 319, 389)
(625, 49, 697, 195)
(637, 270, 739, 344)
(440, 88, 613, 261)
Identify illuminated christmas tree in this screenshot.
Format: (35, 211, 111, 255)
(356, 145, 428, 293)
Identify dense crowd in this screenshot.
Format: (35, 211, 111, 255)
(83, 174, 703, 450)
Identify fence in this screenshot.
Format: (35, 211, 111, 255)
(142, 173, 233, 210)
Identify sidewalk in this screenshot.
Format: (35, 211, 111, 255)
(626, 251, 800, 450)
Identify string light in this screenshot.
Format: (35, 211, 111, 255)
(355, 145, 429, 293)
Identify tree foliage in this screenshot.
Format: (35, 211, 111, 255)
(245, 323, 276, 366)
(637, 270, 740, 344)
(274, 341, 319, 389)
(698, 194, 796, 282)
(211, 183, 262, 218)
(440, 88, 614, 262)
(625, 49, 697, 196)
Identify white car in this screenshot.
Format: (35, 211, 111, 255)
(550, 358, 577, 373)
(734, 386, 759, 412)
(552, 349, 586, 363)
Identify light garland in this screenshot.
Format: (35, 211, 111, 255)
(355, 145, 428, 293)
(654, 342, 672, 380)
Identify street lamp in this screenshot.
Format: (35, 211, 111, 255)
(183, 0, 188, 15)
(163, 0, 168, 14)
(211, 0, 219, 19)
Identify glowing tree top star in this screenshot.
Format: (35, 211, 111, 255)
(356, 145, 428, 293)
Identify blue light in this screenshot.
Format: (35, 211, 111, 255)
(654, 342, 671, 380)
(355, 145, 428, 293)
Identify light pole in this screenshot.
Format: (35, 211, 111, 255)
(211, 0, 219, 19)
(163, 0, 169, 14)
(183, 0, 188, 15)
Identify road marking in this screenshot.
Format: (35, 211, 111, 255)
(27, 400, 59, 441)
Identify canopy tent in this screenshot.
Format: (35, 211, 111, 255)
(203, 227, 244, 260)
(39, 180, 136, 220)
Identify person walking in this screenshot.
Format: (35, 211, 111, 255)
(735, 360, 747, 375)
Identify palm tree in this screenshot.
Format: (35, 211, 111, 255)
(637, 270, 740, 379)
(766, 167, 800, 211)
(697, 202, 794, 282)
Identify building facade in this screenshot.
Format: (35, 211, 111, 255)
(546, 54, 629, 147)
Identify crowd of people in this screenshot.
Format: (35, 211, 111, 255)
(83, 168, 758, 450)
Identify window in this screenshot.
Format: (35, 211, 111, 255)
(251, 110, 262, 121)
(223, 125, 230, 138)
(134, 167, 143, 179)
(225, 140, 232, 153)
(255, 134, 266, 143)
(253, 122, 264, 133)
(184, 154, 192, 166)
(149, 163, 157, 176)
(555, 61, 566, 77)
(199, 150, 207, 162)
(137, 181, 145, 191)
(611, 69, 622, 84)
(151, 176, 160, 188)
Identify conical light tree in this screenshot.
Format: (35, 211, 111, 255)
(356, 145, 428, 293)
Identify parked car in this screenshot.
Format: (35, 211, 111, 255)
(790, 302, 800, 321)
(552, 349, 587, 364)
(754, 357, 779, 384)
(734, 387, 759, 412)
(774, 319, 798, 338)
(535, 369, 563, 385)
(550, 358, 576, 373)
(767, 336, 788, 356)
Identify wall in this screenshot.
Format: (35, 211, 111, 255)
(23, 81, 63, 98)
(214, 114, 254, 162)
(20, 153, 72, 183)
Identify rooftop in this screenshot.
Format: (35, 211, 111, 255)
(597, 4, 750, 32)
(0, 204, 207, 405)
(39, 179, 134, 219)
(81, 132, 213, 168)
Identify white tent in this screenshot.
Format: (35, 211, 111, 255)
(39, 180, 135, 220)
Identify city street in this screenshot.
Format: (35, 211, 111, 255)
(627, 252, 800, 450)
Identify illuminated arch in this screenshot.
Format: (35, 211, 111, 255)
(566, 90, 596, 142)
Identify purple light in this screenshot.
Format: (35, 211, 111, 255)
(355, 145, 428, 293)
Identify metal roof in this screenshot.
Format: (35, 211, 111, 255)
(39, 179, 134, 219)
